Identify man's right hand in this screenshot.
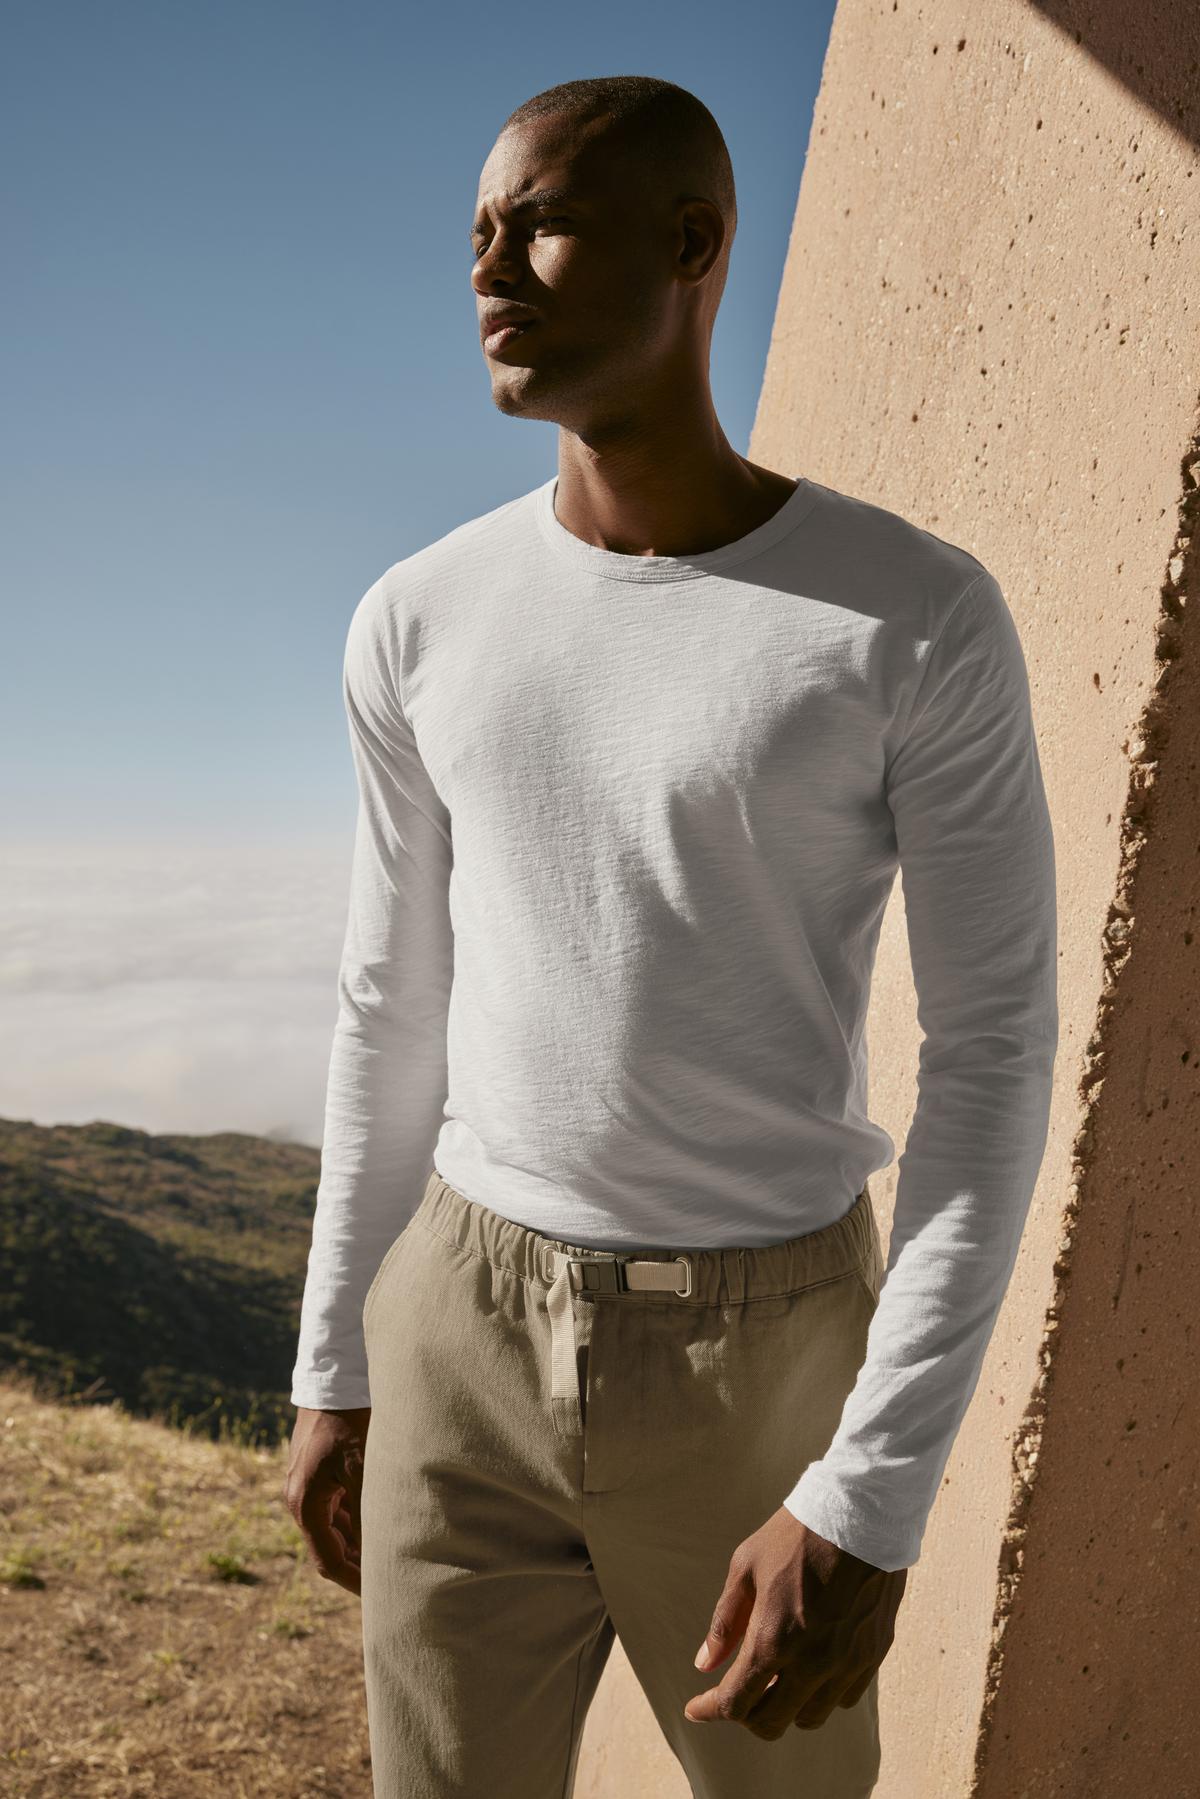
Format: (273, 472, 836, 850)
(283, 1405, 372, 1597)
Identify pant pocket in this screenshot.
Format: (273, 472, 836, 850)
(852, 1259, 881, 1314)
(855, 1191, 885, 1310)
(362, 1224, 413, 1331)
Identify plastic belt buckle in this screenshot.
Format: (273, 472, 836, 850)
(595, 1251, 694, 1298)
(575, 1256, 622, 1294)
(536, 1242, 693, 1298)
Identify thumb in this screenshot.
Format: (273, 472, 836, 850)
(694, 1556, 756, 1671)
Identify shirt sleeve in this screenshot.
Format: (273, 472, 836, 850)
(290, 577, 454, 1411)
(782, 568, 1059, 1570)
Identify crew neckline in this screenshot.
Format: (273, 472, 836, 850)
(533, 473, 821, 583)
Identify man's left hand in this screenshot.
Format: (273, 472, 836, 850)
(683, 1505, 908, 1738)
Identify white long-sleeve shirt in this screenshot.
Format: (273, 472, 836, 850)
(290, 471, 1058, 1572)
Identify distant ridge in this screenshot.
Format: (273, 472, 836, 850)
(0, 1117, 321, 1445)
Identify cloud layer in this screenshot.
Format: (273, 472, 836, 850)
(1, 840, 360, 1145)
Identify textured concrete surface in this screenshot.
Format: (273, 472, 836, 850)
(575, 4, 1200, 1794)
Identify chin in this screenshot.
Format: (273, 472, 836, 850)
(488, 371, 564, 423)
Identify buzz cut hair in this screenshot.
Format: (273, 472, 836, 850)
(499, 75, 737, 242)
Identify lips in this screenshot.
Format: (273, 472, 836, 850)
(483, 322, 534, 354)
(480, 312, 539, 353)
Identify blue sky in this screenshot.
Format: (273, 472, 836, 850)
(2, 1, 836, 1138)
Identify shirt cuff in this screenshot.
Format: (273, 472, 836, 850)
(782, 1465, 921, 1572)
(289, 1377, 373, 1412)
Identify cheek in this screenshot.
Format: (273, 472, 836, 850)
(552, 268, 664, 352)
(528, 238, 581, 284)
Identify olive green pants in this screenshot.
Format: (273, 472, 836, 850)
(360, 1167, 884, 1798)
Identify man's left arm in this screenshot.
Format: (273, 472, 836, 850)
(685, 567, 1058, 1734)
(782, 566, 1060, 1572)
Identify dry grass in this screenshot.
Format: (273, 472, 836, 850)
(0, 1375, 371, 1797)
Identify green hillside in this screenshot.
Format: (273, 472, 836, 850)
(0, 1117, 320, 1447)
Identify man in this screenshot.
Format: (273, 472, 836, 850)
(284, 74, 1058, 1799)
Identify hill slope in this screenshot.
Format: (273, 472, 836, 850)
(0, 1118, 321, 1444)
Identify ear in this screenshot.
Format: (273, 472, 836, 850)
(675, 195, 728, 286)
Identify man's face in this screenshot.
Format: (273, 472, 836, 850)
(470, 113, 678, 425)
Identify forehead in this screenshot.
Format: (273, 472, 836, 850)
(474, 113, 620, 213)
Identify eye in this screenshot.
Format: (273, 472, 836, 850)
(469, 216, 571, 259)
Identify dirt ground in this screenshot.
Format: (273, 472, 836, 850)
(0, 1376, 371, 1797)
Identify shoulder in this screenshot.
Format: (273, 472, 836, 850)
(341, 483, 542, 710)
(355, 484, 540, 635)
(799, 475, 997, 636)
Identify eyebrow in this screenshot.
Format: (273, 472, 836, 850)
(470, 187, 583, 237)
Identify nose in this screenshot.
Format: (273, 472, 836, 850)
(471, 227, 522, 296)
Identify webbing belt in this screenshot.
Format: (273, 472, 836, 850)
(536, 1242, 694, 1412)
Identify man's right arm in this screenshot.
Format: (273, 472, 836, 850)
(290, 572, 454, 1415)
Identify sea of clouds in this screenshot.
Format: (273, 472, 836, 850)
(0, 838, 362, 1146)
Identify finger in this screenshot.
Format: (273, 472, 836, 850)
(796, 1613, 878, 1722)
(312, 1521, 362, 1596)
(692, 1557, 756, 1674)
(319, 1560, 362, 1597)
(308, 1526, 360, 1592)
(740, 1630, 846, 1740)
(835, 1664, 877, 1710)
(330, 1511, 362, 1569)
(742, 1667, 816, 1741)
(298, 1480, 358, 1588)
(685, 1633, 783, 1725)
(792, 1668, 857, 1729)
(332, 1499, 360, 1549)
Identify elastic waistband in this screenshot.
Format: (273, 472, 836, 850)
(409, 1168, 879, 1306)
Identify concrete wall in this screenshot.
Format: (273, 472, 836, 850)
(576, 3, 1200, 1794)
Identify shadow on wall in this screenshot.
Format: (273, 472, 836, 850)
(1034, 0, 1200, 152)
(970, 15, 1200, 1771)
(973, 15, 1200, 1799)
(974, 414, 1200, 1786)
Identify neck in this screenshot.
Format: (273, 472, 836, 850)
(551, 403, 798, 559)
